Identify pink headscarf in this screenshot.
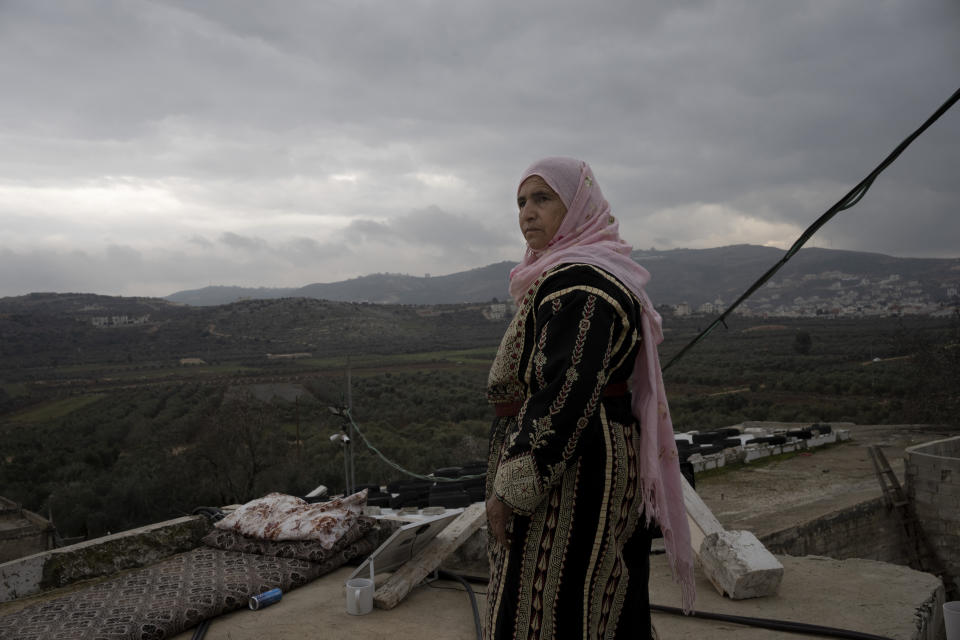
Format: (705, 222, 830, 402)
(510, 157, 695, 612)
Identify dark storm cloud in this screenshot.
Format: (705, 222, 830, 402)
(186, 235, 214, 249)
(219, 232, 269, 252)
(345, 206, 511, 249)
(278, 236, 351, 266)
(0, 0, 956, 297)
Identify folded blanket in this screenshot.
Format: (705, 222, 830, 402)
(202, 515, 375, 562)
(215, 490, 367, 549)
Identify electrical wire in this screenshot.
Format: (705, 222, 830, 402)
(437, 570, 484, 640)
(190, 619, 210, 640)
(427, 581, 489, 596)
(344, 408, 486, 483)
(324, 88, 958, 640)
(191, 506, 226, 522)
(333, 90, 960, 484)
(447, 571, 899, 640)
(650, 603, 896, 640)
(661, 87, 960, 372)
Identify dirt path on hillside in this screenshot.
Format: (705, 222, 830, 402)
(695, 423, 956, 536)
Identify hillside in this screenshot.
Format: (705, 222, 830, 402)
(1, 288, 956, 541)
(166, 262, 515, 306)
(0, 293, 508, 371)
(165, 245, 960, 309)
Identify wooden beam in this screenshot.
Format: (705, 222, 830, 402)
(373, 502, 486, 610)
(682, 474, 723, 552)
(682, 475, 784, 599)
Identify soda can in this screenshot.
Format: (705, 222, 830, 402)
(249, 587, 283, 610)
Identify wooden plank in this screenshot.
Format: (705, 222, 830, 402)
(682, 475, 723, 554)
(373, 502, 486, 610)
(681, 475, 784, 599)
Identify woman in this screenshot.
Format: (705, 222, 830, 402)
(484, 157, 694, 640)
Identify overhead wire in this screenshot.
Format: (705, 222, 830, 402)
(436, 570, 484, 640)
(343, 408, 485, 483)
(650, 603, 896, 640)
(335, 89, 960, 484)
(280, 91, 956, 640)
(661, 87, 960, 372)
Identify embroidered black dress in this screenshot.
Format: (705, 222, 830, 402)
(485, 263, 653, 640)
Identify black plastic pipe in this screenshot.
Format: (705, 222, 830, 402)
(438, 570, 483, 640)
(650, 603, 896, 640)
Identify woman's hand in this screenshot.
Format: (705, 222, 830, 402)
(486, 495, 512, 547)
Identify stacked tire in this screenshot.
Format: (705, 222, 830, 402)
(388, 480, 432, 509)
(358, 483, 392, 508)
(428, 463, 486, 508)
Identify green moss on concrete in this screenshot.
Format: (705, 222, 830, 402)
(40, 516, 209, 590)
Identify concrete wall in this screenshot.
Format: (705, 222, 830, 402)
(0, 529, 49, 565)
(906, 435, 960, 597)
(0, 498, 54, 564)
(0, 515, 209, 603)
(760, 497, 911, 565)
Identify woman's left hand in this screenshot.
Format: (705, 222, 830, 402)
(486, 495, 512, 547)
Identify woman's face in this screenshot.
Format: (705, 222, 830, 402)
(517, 175, 567, 251)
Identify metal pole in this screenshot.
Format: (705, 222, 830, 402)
(343, 439, 350, 496)
(347, 357, 356, 493)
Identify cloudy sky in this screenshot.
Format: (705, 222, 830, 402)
(1, 1, 957, 298)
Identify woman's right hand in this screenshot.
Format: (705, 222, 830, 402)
(486, 495, 512, 547)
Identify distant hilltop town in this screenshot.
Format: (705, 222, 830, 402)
(672, 270, 958, 318)
(90, 314, 151, 327)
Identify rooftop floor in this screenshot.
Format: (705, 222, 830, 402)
(169, 554, 943, 640)
(172, 423, 950, 639)
(697, 423, 957, 536)
(3, 423, 952, 639)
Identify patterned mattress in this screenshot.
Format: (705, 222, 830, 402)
(0, 519, 378, 640)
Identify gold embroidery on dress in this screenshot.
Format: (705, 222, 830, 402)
(514, 477, 552, 639)
(485, 415, 513, 637)
(594, 414, 633, 639)
(494, 453, 541, 515)
(546, 461, 565, 484)
(529, 415, 555, 451)
(540, 461, 579, 639)
(584, 405, 615, 639)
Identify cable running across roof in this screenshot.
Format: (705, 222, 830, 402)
(344, 408, 485, 483)
(338, 88, 960, 484)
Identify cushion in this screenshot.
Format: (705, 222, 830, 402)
(214, 490, 367, 549)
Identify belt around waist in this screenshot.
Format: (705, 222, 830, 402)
(494, 382, 630, 417)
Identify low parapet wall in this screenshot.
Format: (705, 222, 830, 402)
(906, 435, 960, 597)
(761, 497, 910, 565)
(685, 428, 850, 474)
(0, 515, 209, 603)
(0, 498, 55, 564)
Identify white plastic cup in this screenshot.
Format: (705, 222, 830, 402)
(345, 578, 374, 616)
(945, 601, 960, 640)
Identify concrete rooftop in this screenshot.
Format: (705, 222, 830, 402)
(167, 554, 944, 640)
(2, 423, 953, 639)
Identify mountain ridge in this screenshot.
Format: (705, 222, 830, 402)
(164, 245, 960, 309)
